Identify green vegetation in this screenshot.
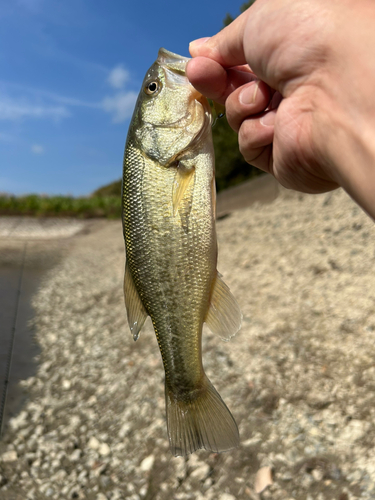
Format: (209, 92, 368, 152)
(91, 179, 122, 197)
(0, 194, 121, 219)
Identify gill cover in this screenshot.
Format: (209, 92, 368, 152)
(134, 49, 211, 166)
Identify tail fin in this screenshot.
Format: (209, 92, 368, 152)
(165, 377, 239, 456)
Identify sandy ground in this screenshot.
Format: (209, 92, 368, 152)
(0, 186, 375, 500)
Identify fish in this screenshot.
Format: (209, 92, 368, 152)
(122, 48, 242, 456)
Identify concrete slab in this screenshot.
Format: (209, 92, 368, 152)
(0, 217, 85, 240)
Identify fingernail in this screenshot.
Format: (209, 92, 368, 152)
(239, 81, 260, 105)
(189, 37, 211, 50)
(260, 110, 277, 127)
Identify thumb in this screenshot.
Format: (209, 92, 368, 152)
(189, 8, 251, 67)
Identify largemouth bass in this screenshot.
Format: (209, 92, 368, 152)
(122, 48, 242, 456)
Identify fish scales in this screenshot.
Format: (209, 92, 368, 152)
(124, 141, 213, 383)
(122, 48, 242, 456)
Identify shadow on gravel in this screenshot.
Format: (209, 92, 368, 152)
(0, 239, 71, 435)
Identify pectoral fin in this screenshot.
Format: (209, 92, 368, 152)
(205, 272, 242, 341)
(172, 164, 195, 216)
(124, 261, 148, 341)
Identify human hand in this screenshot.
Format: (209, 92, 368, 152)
(187, 0, 375, 218)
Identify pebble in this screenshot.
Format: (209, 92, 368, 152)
(218, 494, 237, 500)
(140, 455, 154, 472)
(280, 472, 293, 482)
(190, 463, 210, 481)
(98, 443, 111, 457)
(70, 449, 82, 461)
(242, 433, 263, 447)
(88, 437, 100, 450)
(312, 469, 324, 481)
(340, 419, 370, 444)
(52, 470, 67, 483)
(118, 423, 131, 439)
(1, 451, 17, 462)
(255, 466, 273, 494)
(96, 494, 107, 500)
(8, 411, 28, 431)
(62, 380, 71, 390)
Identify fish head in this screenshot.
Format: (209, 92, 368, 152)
(131, 48, 212, 166)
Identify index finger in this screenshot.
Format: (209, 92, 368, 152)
(186, 56, 257, 104)
(189, 8, 251, 68)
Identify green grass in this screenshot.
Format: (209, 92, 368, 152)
(0, 194, 122, 219)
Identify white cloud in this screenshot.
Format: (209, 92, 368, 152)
(102, 91, 138, 123)
(0, 80, 101, 108)
(0, 74, 139, 125)
(31, 144, 44, 154)
(0, 95, 69, 121)
(107, 64, 129, 89)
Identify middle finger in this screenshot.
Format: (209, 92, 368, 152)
(225, 80, 272, 132)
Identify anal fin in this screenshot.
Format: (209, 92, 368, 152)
(124, 261, 148, 341)
(205, 272, 242, 341)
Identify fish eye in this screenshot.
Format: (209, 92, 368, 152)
(144, 80, 161, 96)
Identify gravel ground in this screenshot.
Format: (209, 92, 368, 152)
(1, 187, 375, 500)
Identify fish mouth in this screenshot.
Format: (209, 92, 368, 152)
(153, 48, 212, 152)
(157, 48, 190, 76)
(156, 47, 210, 124)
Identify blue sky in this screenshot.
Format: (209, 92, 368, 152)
(0, 0, 245, 196)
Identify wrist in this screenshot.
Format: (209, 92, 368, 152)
(311, 1, 375, 220)
(316, 97, 375, 220)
